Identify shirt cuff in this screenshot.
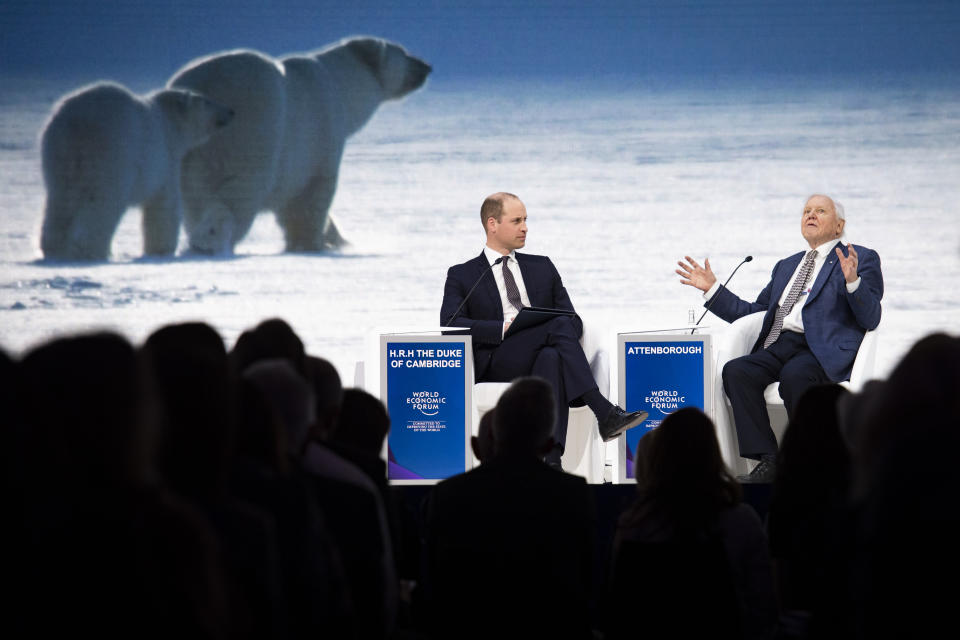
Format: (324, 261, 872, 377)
(846, 277, 861, 293)
(704, 281, 721, 301)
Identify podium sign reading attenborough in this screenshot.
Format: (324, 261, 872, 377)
(381, 335, 473, 484)
(618, 333, 713, 482)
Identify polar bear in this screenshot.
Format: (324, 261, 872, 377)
(39, 82, 234, 260)
(168, 36, 431, 254)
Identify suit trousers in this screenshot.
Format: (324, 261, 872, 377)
(722, 330, 830, 460)
(482, 315, 599, 457)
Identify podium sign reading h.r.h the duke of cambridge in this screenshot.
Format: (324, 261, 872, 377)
(381, 334, 473, 484)
(618, 332, 713, 482)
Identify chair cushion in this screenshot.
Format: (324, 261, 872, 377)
(474, 382, 511, 412)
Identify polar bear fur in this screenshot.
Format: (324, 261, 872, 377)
(39, 82, 234, 260)
(168, 37, 431, 254)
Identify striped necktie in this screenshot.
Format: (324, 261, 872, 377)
(763, 249, 817, 349)
(502, 255, 523, 312)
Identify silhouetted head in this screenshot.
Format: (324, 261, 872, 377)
(243, 358, 316, 457)
(776, 383, 851, 494)
(492, 376, 556, 457)
(19, 332, 149, 489)
(471, 409, 496, 463)
(330, 388, 390, 456)
(230, 317, 306, 375)
(304, 354, 343, 442)
(632, 429, 657, 486)
(848, 332, 960, 500)
(639, 407, 740, 527)
(235, 376, 287, 472)
(141, 322, 234, 497)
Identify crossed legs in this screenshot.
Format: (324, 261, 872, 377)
(484, 316, 601, 463)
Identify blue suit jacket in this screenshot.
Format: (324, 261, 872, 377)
(440, 252, 583, 380)
(707, 242, 883, 382)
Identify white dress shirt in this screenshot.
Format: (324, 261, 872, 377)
(483, 245, 531, 330)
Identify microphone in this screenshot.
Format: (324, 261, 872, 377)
(691, 255, 752, 334)
(446, 257, 503, 327)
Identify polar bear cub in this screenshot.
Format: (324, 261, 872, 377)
(39, 82, 234, 260)
(168, 36, 431, 254)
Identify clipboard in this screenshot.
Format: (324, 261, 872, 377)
(503, 306, 577, 339)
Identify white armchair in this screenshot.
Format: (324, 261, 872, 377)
(714, 311, 880, 476)
(472, 320, 609, 483)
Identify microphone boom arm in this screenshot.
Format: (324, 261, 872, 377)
(690, 255, 753, 334)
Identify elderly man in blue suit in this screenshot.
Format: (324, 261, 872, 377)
(441, 192, 647, 468)
(677, 194, 883, 482)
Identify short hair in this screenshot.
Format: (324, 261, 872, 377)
(480, 192, 520, 228)
(492, 376, 555, 454)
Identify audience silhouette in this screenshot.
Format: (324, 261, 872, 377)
(842, 333, 960, 640)
(141, 322, 287, 639)
(6, 318, 955, 640)
(237, 357, 353, 639)
(10, 332, 229, 638)
(609, 406, 777, 640)
(422, 376, 596, 640)
(301, 383, 399, 639)
(766, 383, 852, 638)
(230, 317, 307, 376)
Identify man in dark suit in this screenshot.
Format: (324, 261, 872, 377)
(422, 377, 596, 639)
(677, 194, 883, 482)
(440, 192, 646, 467)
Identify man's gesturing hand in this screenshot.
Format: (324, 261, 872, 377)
(676, 256, 717, 293)
(836, 245, 859, 283)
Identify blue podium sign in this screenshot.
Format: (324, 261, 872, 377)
(381, 335, 473, 484)
(618, 333, 713, 482)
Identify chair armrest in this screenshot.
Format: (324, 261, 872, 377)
(580, 320, 610, 400)
(725, 311, 765, 357)
(848, 327, 879, 391)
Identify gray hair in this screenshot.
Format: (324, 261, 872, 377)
(834, 199, 845, 220)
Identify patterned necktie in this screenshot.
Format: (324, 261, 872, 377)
(502, 255, 524, 312)
(763, 249, 818, 348)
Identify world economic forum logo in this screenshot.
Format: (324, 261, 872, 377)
(645, 389, 686, 416)
(406, 390, 446, 416)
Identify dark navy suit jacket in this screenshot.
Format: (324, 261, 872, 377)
(440, 252, 583, 380)
(707, 242, 883, 382)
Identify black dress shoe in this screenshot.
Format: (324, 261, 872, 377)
(737, 457, 777, 483)
(598, 406, 649, 442)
